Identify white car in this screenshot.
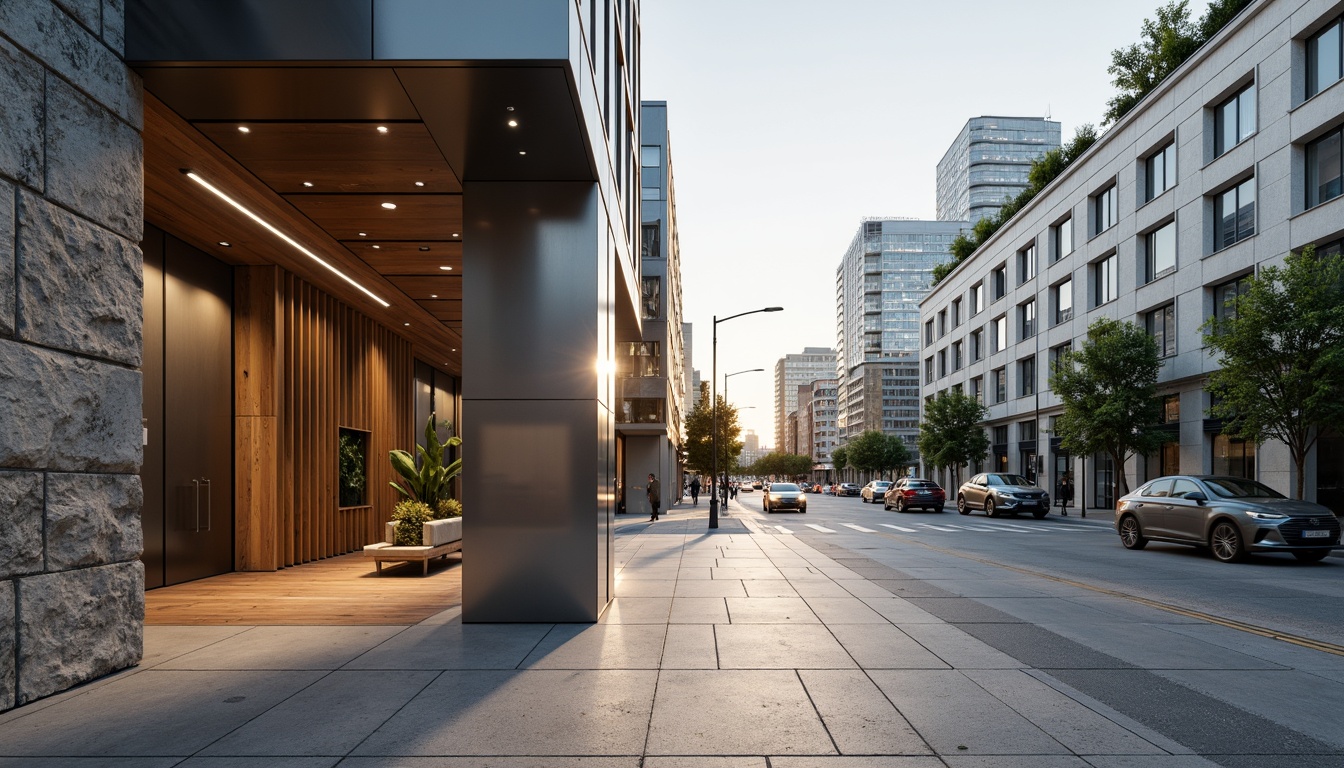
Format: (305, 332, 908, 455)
(861, 480, 892, 503)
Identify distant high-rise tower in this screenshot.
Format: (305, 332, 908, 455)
(774, 348, 835, 450)
(936, 116, 1061, 224)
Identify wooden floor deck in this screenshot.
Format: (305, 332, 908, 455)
(144, 551, 462, 625)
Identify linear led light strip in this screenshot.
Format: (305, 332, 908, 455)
(183, 170, 390, 308)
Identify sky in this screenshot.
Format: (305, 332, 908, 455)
(640, 0, 1214, 445)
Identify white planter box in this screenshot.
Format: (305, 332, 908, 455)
(385, 516, 463, 547)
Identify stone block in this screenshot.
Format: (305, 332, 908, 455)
(1, 180, 13, 337)
(0, 38, 44, 189)
(0, 339, 142, 473)
(17, 192, 143, 366)
(1, 581, 14, 711)
(0, 1, 141, 129)
(45, 78, 143, 241)
(102, 0, 124, 55)
(46, 473, 143, 570)
(53, 0, 100, 32)
(0, 471, 44, 579)
(16, 561, 143, 705)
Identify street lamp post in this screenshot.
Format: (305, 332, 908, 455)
(719, 368, 763, 510)
(711, 308, 783, 529)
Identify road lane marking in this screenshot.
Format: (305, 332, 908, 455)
(916, 523, 960, 532)
(842, 523, 878, 533)
(775, 525, 794, 534)
(880, 524, 918, 532)
(804, 523, 836, 533)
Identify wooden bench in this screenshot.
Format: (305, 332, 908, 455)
(362, 540, 462, 575)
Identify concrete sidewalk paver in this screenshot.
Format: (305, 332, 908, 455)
(645, 669, 834, 755)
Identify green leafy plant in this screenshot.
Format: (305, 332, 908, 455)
(338, 429, 368, 507)
(433, 497, 463, 519)
(389, 412, 462, 504)
(391, 500, 433, 546)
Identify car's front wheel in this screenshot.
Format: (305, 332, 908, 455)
(1292, 549, 1330, 563)
(985, 498, 998, 517)
(1032, 509, 1048, 519)
(1210, 521, 1245, 563)
(882, 496, 891, 510)
(1118, 515, 1147, 550)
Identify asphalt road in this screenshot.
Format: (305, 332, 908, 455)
(729, 487, 1344, 648)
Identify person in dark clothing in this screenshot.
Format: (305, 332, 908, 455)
(1058, 472, 1075, 516)
(689, 475, 701, 506)
(647, 473, 661, 522)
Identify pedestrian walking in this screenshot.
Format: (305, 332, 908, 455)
(647, 473, 661, 522)
(689, 475, 701, 506)
(1058, 472, 1075, 516)
(729, 481, 738, 501)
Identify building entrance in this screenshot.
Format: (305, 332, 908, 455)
(142, 226, 235, 588)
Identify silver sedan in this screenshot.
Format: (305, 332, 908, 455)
(1115, 475, 1341, 563)
(956, 473, 1050, 518)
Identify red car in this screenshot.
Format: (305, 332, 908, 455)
(883, 478, 946, 513)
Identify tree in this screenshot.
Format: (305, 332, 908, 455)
(846, 430, 888, 480)
(683, 381, 743, 478)
(918, 390, 989, 488)
(831, 445, 849, 477)
(1202, 247, 1344, 498)
(1104, 1, 1201, 126)
(883, 434, 911, 479)
(1050, 318, 1167, 503)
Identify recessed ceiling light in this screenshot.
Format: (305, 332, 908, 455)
(451, 348, 457, 352)
(371, 244, 381, 249)
(404, 322, 410, 326)
(506, 106, 515, 112)
(377, 126, 389, 134)
(418, 246, 430, 252)
(381, 202, 397, 210)
(358, 232, 367, 237)
(302, 181, 313, 188)
(518, 150, 527, 156)
(430, 294, 438, 298)
(237, 126, 250, 133)
(440, 265, 453, 271)
(414, 181, 425, 187)
(218, 241, 231, 247)
(452, 233, 459, 238)
(507, 119, 519, 127)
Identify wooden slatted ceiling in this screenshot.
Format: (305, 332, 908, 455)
(288, 194, 462, 241)
(347, 241, 462, 275)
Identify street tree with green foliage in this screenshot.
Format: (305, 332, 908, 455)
(750, 452, 813, 480)
(1202, 247, 1344, 498)
(848, 430, 911, 480)
(917, 390, 989, 488)
(831, 446, 849, 478)
(683, 381, 743, 478)
(1050, 318, 1167, 503)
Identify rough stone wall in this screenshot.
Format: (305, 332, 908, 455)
(0, 0, 144, 711)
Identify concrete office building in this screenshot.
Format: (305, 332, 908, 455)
(834, 219, 966, 458)
(937, 117, 1061, 224)
(807, 378, 840, 478)
(619, 101, 686, 512)
(773, 347, 835, 450)
(1, 0, 643, 710)
(920, 0, 1344, 509)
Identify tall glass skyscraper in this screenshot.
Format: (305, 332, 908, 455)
(834, 219, 967, 450)
(936, 116, 1061, 224)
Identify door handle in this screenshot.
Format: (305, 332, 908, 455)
(200, 478, 212, 532)
(192, 478, 201, 532)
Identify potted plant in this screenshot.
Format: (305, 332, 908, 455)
(386, 413, 464, 546)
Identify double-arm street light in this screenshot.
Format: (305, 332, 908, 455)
(718, 371, 762, 508)
(711, 308, 783, 529)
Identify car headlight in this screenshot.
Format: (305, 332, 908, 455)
(1245, 509, 1288, 520)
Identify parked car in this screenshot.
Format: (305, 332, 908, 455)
(861, 480, 892, 503)
(837, 483, 862, 497)
(738, 482, 754, 493)
(884, 478, 946, 513)
(956, 473, 1050, 518)
(1116, 475, 1342, 563)
(763, 482, 807, 513)
(752, 480, 763, 490)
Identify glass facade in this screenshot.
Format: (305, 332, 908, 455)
(1306, 127, 1343, 208)
(1215, 178, 1256, 249)
(1215, 84, 1256, 157)
(937, 117, 1062, 223)
(1308, 15, 1343, 98)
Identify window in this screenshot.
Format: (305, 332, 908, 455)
(1054, 278, 1073, 324)
(1307, 126, 1343, 208)
(641, 223, 661, 259)
(1160, 393, 1180, 424)
(640, 146, 661, 167)
(1018, 356, 1036, 397)
(1050, 341, 1073, 373)
(953, 341, 963, 371)
(993, 367, 1007, 403)
(1094, 253, 1118, 306)
(970, 329, 983, 361)
(1145, 221, 1177, 282)
(1214, 83, 1256, 157)
(993, 426, 1009, 445)
(1213, 274, 1251, 323)
(992, 264, 1007, 300)
(970, 376, 984, 404)
(619, 398, 665, 424)
(925, 356, 934, 384)
(1308, 16, 1343, 98)
(938, 309, 947, 337)
(971, 282, 985, 315)
(952, 298, 962, 327)
(1018, 243, 1037, 284)
(1212, 434, 1255, 478)
(1146, 303, 1176, 358)
(641, 276, 660, 319)
(1215, 178, 1256, 249)
(938, 349, 947, 377)
(1053, 217, 1073, 262)
(1093, 184, 1118, 235)
(1019, 421, 1037, 441)
(924, 319, 934, 346)
(1145, 141, 1176, 201)
(1019, 299, 1036, 340)
(618, 342, 660, 377)
(991, 316, 1007, 353)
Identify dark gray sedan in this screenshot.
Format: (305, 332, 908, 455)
(956, 473, 1051, 518)
(1116, 475, 1341, 563)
